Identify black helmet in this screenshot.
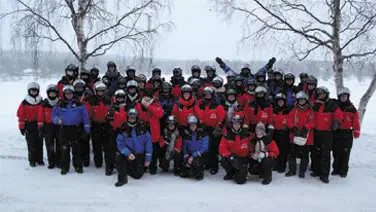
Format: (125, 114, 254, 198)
(247, 78, 257, 86)
(152, 66, 162, 77)
(151, 75, 163, 83)
(181, 84, 193, 93)
(136, 74, 147, 82)
(284, 73, 295, 81)
(90, 66, 100, 76)
(275, 93, 287, 100)
(117, 76, 127, 87)
(203, 86, 214, 97)
(66, 63, 77, 71)
(241, 64, 251, 72)
(226, 88, 237, 96)
(204, 65, 216, 73)
(173, 66, 182, 77)
(299, 72, 309, 79)
(234, 75, 244, 83)
(46, 84, 58, 94)
(125, 65, 136, 75)
(274, 68, 284, 77)
(107, 61, 116, 68)
(191, 65, 201, 73)
(162, 81, 172, 93)
(307, 75, 318, 85)
(316, 86, 330, 100)
(211, 76, 224, 88)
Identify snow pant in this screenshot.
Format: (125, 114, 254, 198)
(248, 158, 276, 182)
(204, 127, 221, 171)
(60, 126, 82, 171)
(115, 153, 145, 181)
(91, 122, 110, 167)
(312, 130, 333, 178)
(181, 156, 204, 179)
(159, 148, 183, 173)
(106, 128, 119, 171)
(333, 129, 353, 175)
(274, 129, 289, 171)
(79, 125, 90, 166)
(42, 123, 60, 167)
(287, 143, 309, 174)
(309, 146, 315, 172)
(24, 121, 43, 164)
(220, 156, 248, 184)
(150, 142, 161, 172)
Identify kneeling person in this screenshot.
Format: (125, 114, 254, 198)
(115, 109, 153, 187)
(219, 115, 250, 184)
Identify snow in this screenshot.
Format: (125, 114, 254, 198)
(1, 76, 376, 212)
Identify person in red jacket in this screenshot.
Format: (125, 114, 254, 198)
(57, 64, 78, 98)
(197, 87, 225, 175)
(286, 91, 315, 178)
(222, 88, 247, 127)
(17, 82, 43, 167)
(158, 116, 183, 176)
(86, 82, 112, 170)
(136, 74, 148, 97)
(219, 115, 250, 184)
(332, 87, 360, 178)
(234, 75, 246, 104)
(170, 66, 186, 98)
(171, 85, 201, 127)
(312, 86, 343, 184)
(106, 89, 128, 175)
(135, 89, 164, 175)
(248, 122, 279, 185)
(38, 84, 60, 169)
(243, 78, 256, 104)
(305, 75, 317, 103)
(272, 93, 290, 173)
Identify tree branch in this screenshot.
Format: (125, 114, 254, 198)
(342, 47, 376, 59)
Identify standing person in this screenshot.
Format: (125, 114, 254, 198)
(102, 61, 121, 96)
(158, 116, 183, 176)
(222, 88, 247, 127)
(52, 85, 91, 175)
(244, 78, 257, 104)
(210, 76, 226, 104)
(224, 71, 236, 90)
(90, 66, 101, 86)
(271, 68, 284, 98)
(286, 91, 315, 178)
(124, 65, 137, 83)
(305, 75, 318, 102)
(86, 82, 111, 169)
(125, 80, 140, 110)
(272, 93, 290, 173)
(181, 115, 209, 180)
(298, 72, 309, 91)
(333, 87, 360, 178)
(187, 65, 205, 86)
(114, 109, 152, 187)
(197, 87, 225, 175)
(170, 66, 186, 98)
(280, 73, 298, 109)
(240, 64, 254, 88)
(234, 75, 246, 104)
(203, 65, 218, 85)
(171, 85, 201, 128)
(159, 82, 177, 131)
(57, 64, 78, 98)
(79, 69, 93, 91)
(17, 82, 43, 167)
(219, 115, 250, 184)
(135, 89, 164, 175)
(38, 84, 60, 169)
(312, 86, 343, 183)
(106, 89, 128, 176)
(136, 74, 147, 97)
(248, 122, 280, 185)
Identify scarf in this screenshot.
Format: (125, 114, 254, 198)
(141, 97, 154, 108)
(225, 100, 238, 121)
(47, 97, 59, 106)
(164, 128, 179, 161)
(255, 138, 266, 152)
(128, 94, 138, 102)
(25, 95, 42, 105)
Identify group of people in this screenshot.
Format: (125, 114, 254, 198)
(16, 57, 361, 187)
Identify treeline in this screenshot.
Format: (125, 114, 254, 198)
(0, 50, 373, 81)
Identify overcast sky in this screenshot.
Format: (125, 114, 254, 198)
(0, 0, 298, 61)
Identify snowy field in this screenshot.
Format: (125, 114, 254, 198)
(1, 76, 376, 212)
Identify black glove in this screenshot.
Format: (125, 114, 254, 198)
(212, 127, 223, 138)
(266, 57, 276, 69)
(228, 153, 240, 170)
(215, 57, 226, 68)
(20, 129, 26, 136)
(291, 126, 298, 134)
(331, 120, 341, 131)
(300, 126, 309, 137)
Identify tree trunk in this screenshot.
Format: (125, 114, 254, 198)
(74, 0, 88, 73)
(358, 73, 376, 124)
(332, 0, 344, 93)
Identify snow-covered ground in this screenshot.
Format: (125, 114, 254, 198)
(1, 77, 376, 212)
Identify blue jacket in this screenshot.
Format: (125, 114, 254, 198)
(51, 99, 91, 133)
(116, 124, 153, 162)
(182, 128, 209, 159)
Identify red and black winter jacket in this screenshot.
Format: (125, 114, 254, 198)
(17, 99, 42, 130)
(197, 99, 225, 128)
(171, 97, 201, 126)
(135, 101, 164, 143)
(38, 98, 60, 126)
(86, 95, 112, 123)
(287, 104, 315, 145)
(243, 92, 255, 105)
(305, 89, 316, 103)
(219, 128, 251, 158)
(107, 103, 127, 131)
(337, 100, 360, 138)
(222, 101, 247, 127)
(57, 76, 75, 98)
(158, 129, 183, 152)
(272, 105, 290, 131)
(246, 99, 273, 131)
(313, 99, 343, 131)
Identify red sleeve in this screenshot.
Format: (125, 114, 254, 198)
(17, 102, 25, 129)
(353, 111, 361, 138)
(193, 104, 203, 124)
(84, 101, 92, 119)
(266, 141, 279, 158)
(146, 82, 152, 88)
(159, 136, 166, 147)
(219, 137, 231, 157)
(37, 104, 44, 127)
(175, 136, 182, 152)
(171, 104, 178, 121)
(304, 110, 315, 131)
(172, 86, 181, 98)
(286, 109, 295, 129)
(148, 103, 164, 119)
(216, 105, 225, 127)
(243, 103, 250, 127)
(333, 107, 343, 123)
(268, 105, 273, 125)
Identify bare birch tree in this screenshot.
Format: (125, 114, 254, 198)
(212, 0, 376, 124)
(0, 0, 172, 71)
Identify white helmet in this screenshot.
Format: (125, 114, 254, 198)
(94, 82, 106, 91)
(337, 87, 350, 96)
(296, 91, 309, 100)
(27, 82, 40, 90)
(187, 115, 199, 124)
(255, 86, 267, 94)
(63, 85, 75, 93)
(126, 80, 138, 88)
(114, 89, 126, 96)
(73, 79, 86, 87)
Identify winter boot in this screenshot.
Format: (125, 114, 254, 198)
(223, 173, 234, 180)
(105, 168, 113, 176)
(331, 170, 339, 176)
(95, 163, 102, 169)
(37, 161, 45, 166)
(173, 169, 180, 176)
(298, 172, 305, 178)
(83, 161, 90, 167)
(75, 167, 84, 174)
(262, 179, 271, 185)
(115, 176, 128, 187)
(47, 164, 55, 169)
(310, 172, 319, 177)
(210, 167, 219, 175)
(61, 169, 68, 175)
(285, 170, 296, 177)
(320, 176, 329, 184)
(340, 173, 347, 178)
(29, 162, 36, 167)
(149, 168, 157, 175)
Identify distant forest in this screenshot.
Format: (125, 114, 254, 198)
(0, 50, 374, 82)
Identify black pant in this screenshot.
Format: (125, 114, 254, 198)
(287, 143, 309, 174)
(25, 122, 43, 163)
(333, 129, 353, 175)
(79, 125, 90, 165)
(106, 128, 119, 170)
(42, 123, 60, 166)
(181, 156, 204, 178)
(221, 156, 248, 184)
(205, 127, 221, 170)
(91, 122, 110, 166)
(159, 148, 183, 172)
(248, 157, 276, 181)
(115, 153, 145, 181)
(274, 130, 289, 171)
(60, 126, 82, 171)
(313, 130, 333, 178)
(150, 142, 160, 172)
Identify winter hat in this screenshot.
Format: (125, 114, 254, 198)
(143, 89, 154, 98)
(255, 122, 266, 136)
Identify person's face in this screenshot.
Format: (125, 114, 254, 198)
(153, 81, 161, 88)
(64, 91, 74, 99)
(318, 93, 326, 100)
(205, 93, 212, 99)
(128, 87, 136, 94)
(242, 69, 249, 74)
(75, 85, 84, 92)
(168, 123, 175, 131)
(227, 76, 234, 82)
(80, 74, 89, 80)
(143, 96, 152, 102)
(257, 76, 265, 82)
(127, 70, 135, 77)
(286, 79, 293, 85)
(138, 82, 145, 89)
(183, 92, 191, 100)
(128, 116, 137, 123)
(66, 70, 74, 76)
(97, 90, 105, 96)
(232, 122, 241, 131)
(227, 95, 235, 102)
(109, 66, 116, 72)
(298, 99, 307, 106)
(248, 85, 255, 91)
(275, 74, 282, 81)
(29, 89, 38, 96)
(256, 92, 265, 98)
(193, 71, 200, 77)
(236, 81, 242, 87)
(190, 123, 197, 131)
(302, 77, 308, 82)
(48, 91, 57, 98)
(278, 99, 285, 107)
(340, 94, 349, 102)
(308, 84, 315, 90)
(207, 70, 214, 78)
(91, 70, 99, 77)
(255, 130, 264, 138)
(116, 96, 125, 102)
